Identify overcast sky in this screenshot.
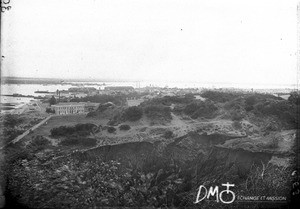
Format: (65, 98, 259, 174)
(1, 0, 298, 85)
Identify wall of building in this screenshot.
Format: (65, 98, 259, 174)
(53, 105, 85, 115)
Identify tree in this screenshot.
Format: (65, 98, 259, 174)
(119, 124, 131, 131)
(123, 106, 143, 121)
(288, 91, 300, 105)
(49, 96, 57, 105)
(46, 108, 55, 113)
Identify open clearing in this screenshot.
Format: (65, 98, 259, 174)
(23, 114, 108, 140)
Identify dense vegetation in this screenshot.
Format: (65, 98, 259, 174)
(140, 95, 194, 107)
(183, 100, 218, 119)
(200, 91, 298, 128)
(122, 106, 143, 122)
(49, 96, 57, 105)
(0, 114, 24, 144)
(46, 107, 55, 113)
(50, 123, 98, 137)
(144, 104, 172, 121)
(201, 90, 243, 103)
(6, 140, 292, 208)
(288, 91, 300, 105)
(3, 90, 298, 209)
(106, 126, 117, 133)
(119, 124, 131, 131)
(27, 135, 51, 151)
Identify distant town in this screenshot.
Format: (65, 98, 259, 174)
(0, 77, 295, 115)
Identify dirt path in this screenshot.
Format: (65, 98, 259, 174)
(0, 115, 53, 150)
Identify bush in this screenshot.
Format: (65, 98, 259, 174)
(253, 100, 297, 128)
(107, 126, 117, 133)
(3, 128, 24, 144)
(50, 123, 97, 137)
(119, 124, 131, 131)
(49, 96, 57, 105)
(123, 106, 143, 121)
(183, 101, 218, 119)
(245, 95, 257, 106)
(107, 112, 122, 126)
(288, 91, 300, 105)
(46, 108, 55, 114)
(5, 143, 34, 164)
(86, 111, 96, 117)
(28, 136, 51, 151)
(201, 91, 242, 103)
(87, 102, 115, 118)
(163, 130, 173, 139)
(3, 114, 23, 128)
(144, 105, 171, 120)
(140, 95, 194, 107)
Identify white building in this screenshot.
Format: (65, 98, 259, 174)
(51, 103, 85, 115)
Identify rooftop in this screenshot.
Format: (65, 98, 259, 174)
(51, 102, 90, 107)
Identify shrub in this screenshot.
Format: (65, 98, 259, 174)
(123, 106, 143, 121)
(163, 130, 173, 139)
(49, 96, 57, 105)
(3, 114, 23, 128)
(107, 126, 117, 133)
(140, 95, 194, 107)
(107, 112, 122, 126)
(288, 91, 300, 105)
(86, 111, 96, 117)
(183, 101, 218, 119)
(60, 138, 79, 146)
(245, 95, 257, 106)
(119, 124, 131, 131)
(201, 91, 242, 103)
(144, 105, 171, 120)
(5, 143, 34, 164)
(253, 100, 297, 128)
(46, 108, 55, 114)
(28, 136, 51, 151)
(3, 128, 24, 144)
(50, 123, 97, 137)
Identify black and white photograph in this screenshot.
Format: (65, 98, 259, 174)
(0, 0, 299, 208)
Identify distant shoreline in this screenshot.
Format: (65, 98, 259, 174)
(1, 76, 297, 89)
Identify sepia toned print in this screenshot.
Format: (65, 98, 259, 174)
(0, 0, 299, 208)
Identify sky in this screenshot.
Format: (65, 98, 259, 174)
(1, 0, 298, 86)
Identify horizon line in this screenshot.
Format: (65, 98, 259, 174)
(1, 76, 298, 88)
